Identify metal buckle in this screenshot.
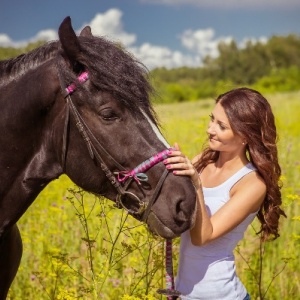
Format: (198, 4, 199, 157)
(116, 191, 147, 216)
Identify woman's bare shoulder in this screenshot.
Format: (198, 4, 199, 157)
(233, 169, 266, 192)
(231, 170, 266, 212)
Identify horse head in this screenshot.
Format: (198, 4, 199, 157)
(53, 17, 197, 239)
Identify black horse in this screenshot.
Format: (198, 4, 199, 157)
(0, 17, 196, 298)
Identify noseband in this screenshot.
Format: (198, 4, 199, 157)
(59, 71, 170, 222)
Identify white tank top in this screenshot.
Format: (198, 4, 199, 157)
(175, 163, 257, 300)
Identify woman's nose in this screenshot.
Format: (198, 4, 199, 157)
(207, 122, 215, 134)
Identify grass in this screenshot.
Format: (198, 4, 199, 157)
(7, 91, 300, 299)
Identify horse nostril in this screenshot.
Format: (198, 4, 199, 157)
(175, 200, 188, 223)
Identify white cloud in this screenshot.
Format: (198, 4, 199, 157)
(0, 34, 31, 48)
(0, 29, 57, 48)
(129, 43, 200, 69)
(0, 34, 13, 47)
(140, 0, 300, 9)
(32, 29, 57, 43)
(180, 28, 233, 59)
(79, 9, 136, 47)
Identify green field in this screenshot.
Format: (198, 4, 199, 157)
(8, 91, 300, 299)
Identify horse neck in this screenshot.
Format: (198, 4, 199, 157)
(0, 56, 64, 192)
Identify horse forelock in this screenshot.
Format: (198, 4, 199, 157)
(74, 36, 158, 124)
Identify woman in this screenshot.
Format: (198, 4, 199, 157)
(164, 87, 286, 299)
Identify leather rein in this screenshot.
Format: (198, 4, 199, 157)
(59, 71, 170, 222)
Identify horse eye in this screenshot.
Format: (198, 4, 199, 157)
(99, 108, 118, 121)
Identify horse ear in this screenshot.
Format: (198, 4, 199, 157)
(80, 26, 92, 37)
(58, 16, 82, 63)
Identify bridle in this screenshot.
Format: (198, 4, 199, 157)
(60, 71, 181, 299)
(59, 71, 170, 222)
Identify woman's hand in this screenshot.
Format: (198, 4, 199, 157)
(165, 144, 214, 245)
(164, 143, 201, 189)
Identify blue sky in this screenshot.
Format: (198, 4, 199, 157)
(1, 0, 299, 69)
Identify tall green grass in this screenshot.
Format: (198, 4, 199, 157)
(7, 91, 300, 299)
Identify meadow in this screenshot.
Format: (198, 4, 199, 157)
(7, 91, 300, 300)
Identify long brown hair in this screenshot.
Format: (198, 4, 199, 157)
(194, 87, 286, 241)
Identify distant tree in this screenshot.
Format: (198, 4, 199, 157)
(266, 35, 300, 69)
(202, 34, 300, 85)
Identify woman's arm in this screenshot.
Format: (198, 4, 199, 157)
(165, 144, 266, 246)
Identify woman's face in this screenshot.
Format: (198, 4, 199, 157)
(207, 102, 245, 154)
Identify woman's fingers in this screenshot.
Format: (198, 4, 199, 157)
(168, 149, 182, 157)
(164, 154, 187, 166)
(164, 155, 193, 172)
(165, 144, 195, 174)
(164, 144, 200, 187)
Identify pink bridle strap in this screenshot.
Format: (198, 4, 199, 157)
(157, 239, 181, 298)
(115, 148, 172, 185)
(65, 71, 89, 96)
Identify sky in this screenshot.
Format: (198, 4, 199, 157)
(0, 0, 299, 69)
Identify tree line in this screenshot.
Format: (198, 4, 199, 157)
(151, 34, 300, 103)
(1, 34, 299, 103)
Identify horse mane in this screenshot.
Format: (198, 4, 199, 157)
(0, 42, 59, 84)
